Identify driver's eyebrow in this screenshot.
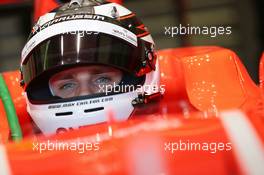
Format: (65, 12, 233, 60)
(57, 74, 75, 80)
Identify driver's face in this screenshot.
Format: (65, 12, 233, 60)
(49, 66, 122, 98)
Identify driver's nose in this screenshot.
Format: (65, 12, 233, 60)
(78, 84, 92, 96)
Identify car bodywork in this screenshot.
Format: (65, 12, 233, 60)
(0, 46, 263, 174)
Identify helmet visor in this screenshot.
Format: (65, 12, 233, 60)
(22, 32, 146, 86)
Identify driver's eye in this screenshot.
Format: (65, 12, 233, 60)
(93, 77, 112, 85)
(59, 82, 77, 90)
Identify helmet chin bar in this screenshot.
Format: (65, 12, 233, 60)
(26, 91, 139, 135)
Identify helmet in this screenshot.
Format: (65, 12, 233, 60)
(20, 0, 161, 135)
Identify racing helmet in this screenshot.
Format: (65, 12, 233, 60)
(20, 0, 161, 135)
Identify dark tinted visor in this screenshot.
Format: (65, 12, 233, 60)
(22, 32, 146, 86)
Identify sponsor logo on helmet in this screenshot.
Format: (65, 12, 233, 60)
(112, 28, 137, 45)
(31, 14, 106, 36)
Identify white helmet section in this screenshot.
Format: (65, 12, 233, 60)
(36, 12, 56, 26)
(94, 2, 132, 18)
(26, 91, 139, 135)
(141, 34, 155, 45)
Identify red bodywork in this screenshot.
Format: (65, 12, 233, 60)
(0, 47, 264, 174)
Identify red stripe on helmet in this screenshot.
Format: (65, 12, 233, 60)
(34, 0, 59, 22)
